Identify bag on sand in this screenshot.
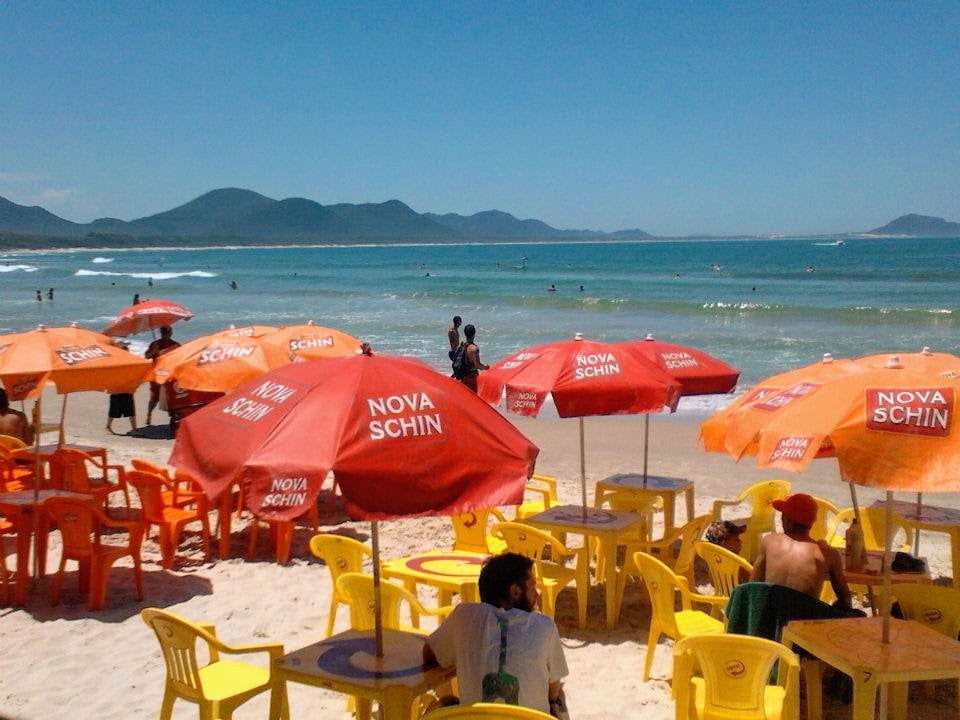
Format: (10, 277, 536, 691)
(451, 342, 469, 379)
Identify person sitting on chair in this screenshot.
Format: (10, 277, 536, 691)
(0, 388, 34, 443)
(751, 493, 853, 609)
(423, 552, 569, 715)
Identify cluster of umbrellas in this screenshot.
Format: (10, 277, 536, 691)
(5, 294, 958, 650)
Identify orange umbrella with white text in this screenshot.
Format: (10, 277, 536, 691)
(103, 298, 193, 337)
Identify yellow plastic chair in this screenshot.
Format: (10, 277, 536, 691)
(826, 506, 912, 552)
(693, 540, 753, 598)
(673, 633, 801, 720)
(491, 521, 589, 628)
(424, 703, 555, 719)
(514, 474, 559, 520)
(631, 550, 726, 681)
(712, 479, 791, 561)
(618, 513, 715, 616)
(0, 434, 27, 450)
(807, 496, 839, 542)
(44, 496, 143, 610)
(336, 572, 453, 633)
(308, 533, 373, 636)
(140, 607, 287, 720)
(451, 508, 508, 554)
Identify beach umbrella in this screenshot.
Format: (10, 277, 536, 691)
(260, 321, 363, 361)
(151, 325, 293, 393)
(103, 298, 193, 337)
(478, 332, 681, 508)
(618, 333, 740, 481)
(700, 350, 960, 642)
(169, 344, 538, 656)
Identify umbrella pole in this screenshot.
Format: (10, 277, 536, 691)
(371, 520, 384, 659)
(58, 395, 68, 445)
(882, 490, 894, 644)
(913, 492, 922, 555)
(31, 395, 43, 581)
(579, 417, 587, 518)
(642, 415, 650, 486)
(847, 483, 876, 611)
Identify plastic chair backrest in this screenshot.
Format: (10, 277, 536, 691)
(827, 507, 911, 552)
(673, 633, 800, 720)
(44, 497, 100, 557)
(490, 521, 568, 583)
(694, 540, 753, 597)
(424, 703, 554, 719)
(529, 474, 558, 504)
(808, 496, 839, 541)
(891, 583, 960, 638)
(672, 514, 716, 580)
(336, 572, 431, 631)
(742, 479, 791, 519)
(451, 508, 507, 554)
(596, 488, 659, 538)
(125, 469, 168, 522)
(309, 533, 371, 579)
(47, 448, 95, 493)
(633, 550, 687, 637)
(130, 457, 172, 481)
(0, 434, 27, 450)
(140, 607, 209, 703)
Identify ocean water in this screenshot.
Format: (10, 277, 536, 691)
(2, 236, 959, 415)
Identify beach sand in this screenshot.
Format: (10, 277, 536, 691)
(1, 387, 958, 720)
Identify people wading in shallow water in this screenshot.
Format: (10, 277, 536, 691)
(458, 324, 489, 393)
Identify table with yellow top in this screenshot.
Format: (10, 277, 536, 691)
(526, 503, 644, 627)
(872, 498, 960, 589)
(380, 549, 488, 609)
(269, 628, 455, 720)
(595, 473, 694, 532)
(781, 616, 960, 720)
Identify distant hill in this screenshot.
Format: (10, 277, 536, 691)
(0, 188, 652, 246)
(867, 214, 960, 237)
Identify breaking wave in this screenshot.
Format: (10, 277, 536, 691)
(91, 257, 114, 263)
(74, 269, 217, 279)
(0, 264, 38, 273)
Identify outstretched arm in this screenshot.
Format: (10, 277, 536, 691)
(825, 544, 853, 609)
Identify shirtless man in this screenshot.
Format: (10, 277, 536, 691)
(752, 493, 852, 608)
(460, 324, 489, 393)
(447, 316, 462, 356)
(0, 388, 34, 443)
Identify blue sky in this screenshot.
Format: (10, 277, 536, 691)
(1, 1, 958, 236)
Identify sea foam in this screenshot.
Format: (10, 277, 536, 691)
(74, 269, 217, 279)
(0, 264, 38, 273)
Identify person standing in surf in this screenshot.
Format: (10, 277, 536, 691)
(459, 323, 489, 393)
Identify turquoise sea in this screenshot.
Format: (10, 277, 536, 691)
(3, 237, 959, 415)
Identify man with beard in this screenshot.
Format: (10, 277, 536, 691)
(423, 552, 569, 715)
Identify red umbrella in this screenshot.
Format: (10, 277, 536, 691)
(103, 298, 193, 337)
(478, 332, 681, 506)
(618, 333, 740, 480)
(170, 345, 538, 655)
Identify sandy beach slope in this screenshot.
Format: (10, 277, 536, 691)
(1, 387, 957, 720)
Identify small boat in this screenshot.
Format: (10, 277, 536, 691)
(813, 240, 845, 246)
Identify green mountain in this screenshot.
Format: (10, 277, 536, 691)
(868, 214, 960, 237)
(0, 187, 649, 245)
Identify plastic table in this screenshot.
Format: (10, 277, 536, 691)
(269, 628, 455, 720)
(381, 549, 487, 608)
(872, 498, 960, 589)
(595, 473, 694, 532)
(781, 616, 960, 720)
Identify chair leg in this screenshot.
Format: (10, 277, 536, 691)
(132, 552, 144, 600)
(50, 555, 67, 606)
(325, 596, 337, 637)
(199, 512, 211, 560)
(159, 526, 176, 569)
(159, 684, 177, 720)
(643, 623, 660, 681)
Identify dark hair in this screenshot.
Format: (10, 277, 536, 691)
(0, 387, 7, 410)
(463, 324, 476, 340)
(159, 326, 172, 336)
(479, 552, 533, 606)
(452, 316, 462, 325)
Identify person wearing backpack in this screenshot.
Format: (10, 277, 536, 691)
(458, 323, 489, 392)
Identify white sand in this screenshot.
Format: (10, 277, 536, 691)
(1, 388, 957, 720)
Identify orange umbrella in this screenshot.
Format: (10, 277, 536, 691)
(260, 321, 363, 361)
(701, 350, 960, 642)
(152, 325, 292, 393)
(103, 298, 193, 337)
(0, 323, 151, 401)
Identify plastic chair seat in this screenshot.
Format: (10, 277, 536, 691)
(198, 659, 270, 701)
(675, 609, 725, 636)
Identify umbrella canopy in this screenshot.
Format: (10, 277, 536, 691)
(701, 351, 960, 492)
(169, 347, 539, 522)
(478, 332, 681, 418)
(478, 332, 681, 506)
(151, 325, 293, 393)
(103, 298, 193, 337)
(260, 322, 363, 361)
(620, 334, 740, 396)
(0, 323, 152, 400)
